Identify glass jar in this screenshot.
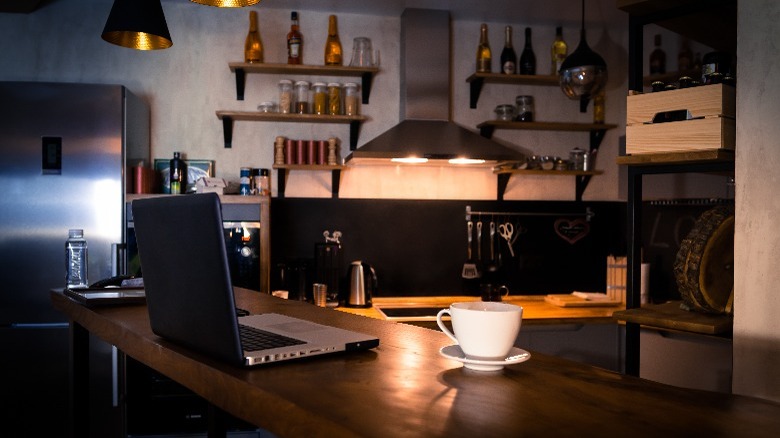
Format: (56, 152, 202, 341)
(312, 82, 327, 115)
(327, 83, 341, 115)
(257, 101, 278, 113)
(294, 80, 310, 114)
(569, 147, 586, 171)
(494, 104, 515, 121)
(278, 79, 293, 114)
(515, 95, 534, 122)
(343, 82, 358, 116)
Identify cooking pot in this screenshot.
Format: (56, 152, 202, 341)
(347, 261, 376, 308)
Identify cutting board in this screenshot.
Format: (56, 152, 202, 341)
(545, 294, 623, 307)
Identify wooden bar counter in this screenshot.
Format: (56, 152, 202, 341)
(52, 288, 780, 437)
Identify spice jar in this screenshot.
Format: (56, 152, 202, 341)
(294, 80, 310, 114)
(257, 101, 277, 113)
(312, 82, 327, 115)
(494, 104, 515, 121)
(569, 147, 586, 171)
(327, 83, 341, 115)
(515, 95, 534, 122)
(278, 80, 293, 114)
(343, 82, 358, 116)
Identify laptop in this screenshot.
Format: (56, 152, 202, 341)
(131, 193, 378, 367)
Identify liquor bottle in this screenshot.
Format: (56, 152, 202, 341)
(324, 14, 342, 66)
(169, 151, 185, 195)
(593, 92, 605, 124)
(519, 27, 536, 75)
(476, 23, 492, 73)
(649, 34, 666, 75)
(287, 11, 303, 65)
(550, 26, 568, 75)
(65, 229, 88, 289)
(244, 10, 263, 63)
(500, 26, 517, 74)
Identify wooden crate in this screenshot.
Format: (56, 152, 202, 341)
(626, 84, 735, 154)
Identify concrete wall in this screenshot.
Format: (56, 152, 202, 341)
(733, 0, 780, 403)
(0, 0, 726, 202)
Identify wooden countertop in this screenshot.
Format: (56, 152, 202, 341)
(52, 288, 780, 437)
(338, 295, 624, 324)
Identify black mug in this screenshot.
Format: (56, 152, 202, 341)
(480, 284, 509, 302)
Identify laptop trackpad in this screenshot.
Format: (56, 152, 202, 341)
(268, 321, 322, 334)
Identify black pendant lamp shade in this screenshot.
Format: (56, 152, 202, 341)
(102, 0, 173, 50)
(190, 0, 262, 6)
(559, 0, 607, 112)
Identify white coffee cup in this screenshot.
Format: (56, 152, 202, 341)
(437, 302, 523, 360)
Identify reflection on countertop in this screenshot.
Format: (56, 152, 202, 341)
(337, 295, 624, 324)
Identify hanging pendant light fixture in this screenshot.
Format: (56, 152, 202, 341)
(101, 0, 173, 50)
(559, 0, 607, 112)
(190, 0, 262, 7)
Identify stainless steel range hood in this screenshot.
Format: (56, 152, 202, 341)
(345, 8, 523, 165)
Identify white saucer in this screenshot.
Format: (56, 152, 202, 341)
(439, 345, 531, 371)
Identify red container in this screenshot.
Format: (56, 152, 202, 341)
(317, 140, 327, 165)
(307, 140, 316, 165)
(296, 139, 306, 165)
(285, 139, 295, 165)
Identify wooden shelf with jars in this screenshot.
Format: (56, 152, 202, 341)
(215, 111, 367, 149)
(272, 164, 347, 199)
(228, 62, 379, 104)
(466, 72, 559, 108)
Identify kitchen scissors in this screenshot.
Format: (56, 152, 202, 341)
(499, 223, 515, 257)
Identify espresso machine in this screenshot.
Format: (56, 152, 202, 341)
(315, 230, 343, 306)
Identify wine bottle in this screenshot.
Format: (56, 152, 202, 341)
(500, 26, 517, 74)
(287, 11, 303, 65)
(169, 151, 185, 195)
(324, 15, 342, 66)
(649, 34, 666, 75)
(550, 26, 568, 75)
(476, 23, 492, 73)
(519, 27, 536, 75)
(244, 10, 263, 63)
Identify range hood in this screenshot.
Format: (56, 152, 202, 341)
(345, 8, 523, 165)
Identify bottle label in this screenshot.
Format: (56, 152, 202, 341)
(502, 61, 516, 74)
(289, 38, 301, 58)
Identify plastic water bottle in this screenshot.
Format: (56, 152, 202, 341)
(66, 229, 88, 289)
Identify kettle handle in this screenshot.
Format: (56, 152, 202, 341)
(364, 262, 378, 293)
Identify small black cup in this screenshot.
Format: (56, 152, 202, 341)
(480, 284, 509, 302)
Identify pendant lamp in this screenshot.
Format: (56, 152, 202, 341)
(559, 0, 607, 112)
(101, 0, 172, 50)
(190, 0, 262, 6)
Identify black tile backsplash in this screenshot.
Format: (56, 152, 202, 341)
(270, 199, 626, 298)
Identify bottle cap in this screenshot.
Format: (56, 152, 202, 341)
(312, 82, 326, 87)
(327, 82, 341, 88)
(278, 79, 292, 86)
(68, 229, 83, 238)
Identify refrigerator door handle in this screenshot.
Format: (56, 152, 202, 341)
(111, 243, 127, 278)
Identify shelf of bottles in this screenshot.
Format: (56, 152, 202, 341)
(228, 62, 379, 104)
(216, 110, 366, 149)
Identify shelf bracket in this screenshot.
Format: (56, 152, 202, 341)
(234, 68, 246, 101)
(496, 173, 511, 200)
(221, 116, 234, 148)
(331, 169, 341, 198)
(589, 129, 608, 152)
(349, 121, 361, 150)
(360, 72, 374, 105)
(469, 77, 485, 109)
(479, 124, 496, 139)
(575, 175, 592, 202)
(277, 169, 288, 199)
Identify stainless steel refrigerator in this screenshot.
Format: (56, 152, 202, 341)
(0, 82, 149, 436)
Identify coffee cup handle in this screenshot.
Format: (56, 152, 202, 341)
(498, 285, 510, 297)
(436, 309, 458, 344)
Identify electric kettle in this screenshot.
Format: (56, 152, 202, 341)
(347, 261, 376, 308)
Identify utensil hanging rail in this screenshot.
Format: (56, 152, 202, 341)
(465, 205, 595, 222)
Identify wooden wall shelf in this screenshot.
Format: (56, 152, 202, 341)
(216, 111, 366, 149)
(228, 62, 379, 104)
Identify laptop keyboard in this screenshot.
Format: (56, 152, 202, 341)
(239, 324, 306, 351)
